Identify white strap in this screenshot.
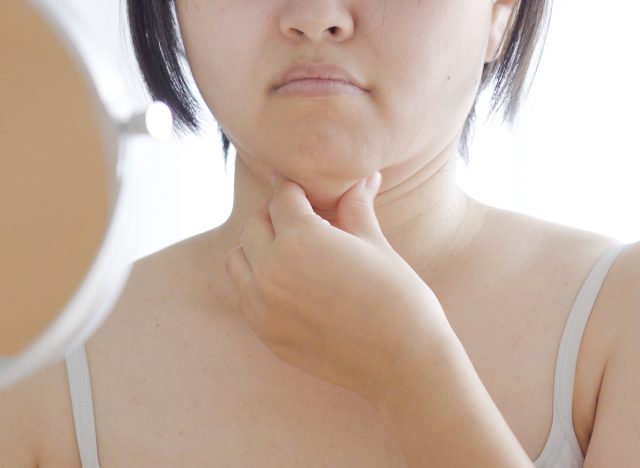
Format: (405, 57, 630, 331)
(65, 345, 101, 468)
(553, 243, 629, 462)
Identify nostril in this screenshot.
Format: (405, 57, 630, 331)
(328, 26, 339, 35)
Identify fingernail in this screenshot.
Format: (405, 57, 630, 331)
(365, 171, 382, 195)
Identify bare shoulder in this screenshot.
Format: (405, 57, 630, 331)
(127, 229, 222, 295)
(593, 239, 640, 318)
(487, 205, 640, 456)
(130, 227, 231, 300)
(581, 237, 640, 380)
(475, 204, 626, 288)
(487, 204, 635, 342)
(587, 238, 640, 364)
(0, 363, 43, 467)
(98, 227, 233, 333)
(580, 240, 640, 463)
(0, 356, 83, 467)
(0, 229, 228, 467)
(82, 227, 235, 381)
(483, 204, 620, 252)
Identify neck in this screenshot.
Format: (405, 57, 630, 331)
(215, 137, 489, 286)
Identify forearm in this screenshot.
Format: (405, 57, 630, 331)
(374, 335, 534, 468)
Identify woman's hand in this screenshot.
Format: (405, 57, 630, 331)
(224, 172, 454, 405)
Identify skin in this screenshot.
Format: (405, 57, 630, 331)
(1, 0, 640, 467)
(175, 0, 513, 408)
(177, 0, 512, 371)
(223, 173, 534, 465)
(176, 0, 531, 465)
(173, 0, 640, 466)
(175, 0, 510, 279)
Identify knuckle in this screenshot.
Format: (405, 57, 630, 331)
(348, 198, 370, 211)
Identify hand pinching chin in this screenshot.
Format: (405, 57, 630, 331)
(223, 170, 448, 406)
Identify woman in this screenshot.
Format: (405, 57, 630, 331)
(2, 0, 639, 466)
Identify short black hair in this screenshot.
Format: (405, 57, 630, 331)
(127, 1, 553, 164)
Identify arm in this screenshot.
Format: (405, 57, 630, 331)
(582, 242, 640, 467)
(373, 333, 534, 468)
(375, 241, 640, 468)
(226, 175, 534, 466)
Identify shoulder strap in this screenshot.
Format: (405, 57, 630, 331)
(553, 243, 629, 461)
(65, 344, 101, 468)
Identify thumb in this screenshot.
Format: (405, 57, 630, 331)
(336, 171, 384, 241)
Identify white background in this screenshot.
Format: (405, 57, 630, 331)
(65, 0, 640, 260)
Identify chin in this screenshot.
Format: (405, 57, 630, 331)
(275, 119, 381, 170)
(289, 173, 356, 212)
(243, 127, 383, 209)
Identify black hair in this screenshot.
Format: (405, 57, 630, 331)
(127, 1, 552, 164)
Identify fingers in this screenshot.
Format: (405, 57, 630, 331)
(227, 203, 274, 323)
(269, 177, 317, 237)
(335, 174, 386, 244)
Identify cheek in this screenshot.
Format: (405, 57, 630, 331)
(375, 6, 490, 152)
(176, 1, 262, 125)
(176, 0, 490, 173)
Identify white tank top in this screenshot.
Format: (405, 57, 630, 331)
(65, 243, 630, 468)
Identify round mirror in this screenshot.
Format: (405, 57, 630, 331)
(0, 0, 170, 390)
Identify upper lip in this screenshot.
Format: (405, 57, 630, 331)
(274, 63, 367, 91)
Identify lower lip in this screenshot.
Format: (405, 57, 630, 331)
(275, 79, 367, 97)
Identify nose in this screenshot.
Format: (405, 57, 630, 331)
(279, 0, 355, 43)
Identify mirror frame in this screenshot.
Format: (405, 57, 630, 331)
(0, 0, 143, 390)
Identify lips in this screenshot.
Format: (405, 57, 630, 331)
(274, 63, 368, 92)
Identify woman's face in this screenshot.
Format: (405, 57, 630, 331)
(176, 0, 509, 208)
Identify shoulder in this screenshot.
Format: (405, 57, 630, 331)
(0, 364, 42, 467)
(597, 239, 640, 300)
(482, 204, 621, 271)
(0, 358, 81, 467)
(128, 227, 230, 299)
(104, 227, 234, 330)
(586, 239, 640, 355)
(93, 227, 231, 334)
(580, 240, 640, 463)
(592, 239, 640, 354)
(491, 205, 638, 338)
(83, 227, 233, 364)
(0, 229, 228, 467)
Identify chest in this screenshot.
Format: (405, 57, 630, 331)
(47, 278, 602, 467)
(79, 312, 408, 467)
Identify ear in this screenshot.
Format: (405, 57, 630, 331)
(484, 0, 518, 63)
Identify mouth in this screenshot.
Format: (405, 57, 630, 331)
(273, 63, 369, 97)
(275, 78, 367, 97)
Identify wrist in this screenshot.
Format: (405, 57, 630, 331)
(372, 324, 465, 422)
(371, 331, 533, 467)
